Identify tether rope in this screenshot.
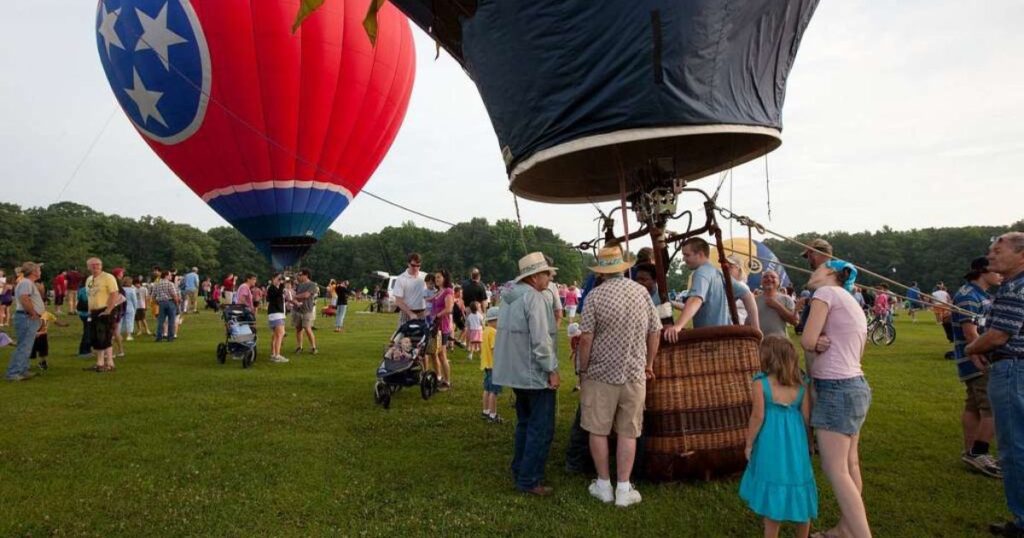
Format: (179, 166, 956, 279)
(712, 205, 972, 315)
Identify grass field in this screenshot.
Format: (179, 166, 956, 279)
(0, 301, 1009, 537)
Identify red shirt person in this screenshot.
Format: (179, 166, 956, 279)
(52, 271, 68, 311)
(222, 273, 236, 303)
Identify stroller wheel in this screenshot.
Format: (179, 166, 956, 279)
(216, 343, 227, 364)
(242, 348, 255, 369)
(421, 371, 438, 400)
(381, 389, 392, 410)
(374, 381, 387, 405)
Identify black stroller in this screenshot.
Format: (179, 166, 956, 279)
(216, 304, 257, 368)
(374, 319, 438, 409)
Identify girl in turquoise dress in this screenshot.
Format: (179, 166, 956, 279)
(740, 336, 818, 538)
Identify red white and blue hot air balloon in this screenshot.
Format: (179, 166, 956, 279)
(95, 0, 415, 268)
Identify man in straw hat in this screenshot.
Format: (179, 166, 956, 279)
(5, 261, 45, 381)
(493, 251, 560, 496)
(576, 245, 661, 507)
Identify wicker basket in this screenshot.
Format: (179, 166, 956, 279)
(642, 324, 762, 481)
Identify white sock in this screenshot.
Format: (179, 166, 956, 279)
(596, 478, 612, 489)
(616, 481, 632, 493)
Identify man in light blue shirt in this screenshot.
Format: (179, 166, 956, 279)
(665, 237, 756, 342)
(493, 252, 559, 496)
(183, 267, 200, 314)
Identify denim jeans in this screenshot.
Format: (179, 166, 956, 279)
(334, 305, 348, 329)
(6, 313, 40, 379)
(511, 388, 556, 490)
(156, 301, 178, 341)
(989, 358, 1024, 527)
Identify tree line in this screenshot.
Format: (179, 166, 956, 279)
(0, 202, 1018, 292)
(0, 203, 590, 287)
(764, 222, 1024, 292)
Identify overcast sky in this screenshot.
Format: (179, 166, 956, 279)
(2, 1, 1022, 254)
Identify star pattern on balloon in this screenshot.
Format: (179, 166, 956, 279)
(96, 0, 204, 135)
(135, 3, 188, 70)
(97, 4, 124, 59)
(125, 68, 168, 127)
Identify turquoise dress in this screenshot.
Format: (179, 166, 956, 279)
(739, 372, 818, 522)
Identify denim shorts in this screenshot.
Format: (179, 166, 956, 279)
(811, 376, 871, 435)
(482, 368, 503, 395)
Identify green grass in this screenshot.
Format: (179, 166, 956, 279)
(0, 302, 1008, 536)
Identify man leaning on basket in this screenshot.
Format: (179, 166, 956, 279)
(576, 245, 662, 507)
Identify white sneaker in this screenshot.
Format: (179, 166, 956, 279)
(116, 352, 125, 358)
(270, 355, 289, 363)
(126, 335, 134, 341)
(588, 480, 613, 504)
(615, 484, 642, 507)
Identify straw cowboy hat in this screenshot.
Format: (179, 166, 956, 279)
(515, 252, 557, 282)
(589, 245, 634, 274)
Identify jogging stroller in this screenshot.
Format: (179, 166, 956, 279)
(216, 304, 258, 368)
(374, 319, 438, 409)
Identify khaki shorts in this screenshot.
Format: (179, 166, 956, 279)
(292, 311, 314, 329)
(964, 375, 992, 416)
(580, 379, 646, 438)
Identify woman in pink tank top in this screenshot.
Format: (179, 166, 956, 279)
(801, 260, 872, 538)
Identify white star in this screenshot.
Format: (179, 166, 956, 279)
(124, 69, 168, 128)
(97, 4, 124, 59)
(135, 2, 188, 70)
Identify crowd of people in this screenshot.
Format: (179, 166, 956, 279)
(466, 233, 1022, 538)
(3, 232, 1023, 537)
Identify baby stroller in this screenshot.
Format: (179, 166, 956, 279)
(374, 319, 439, 409)
(216, 304, 258, 368)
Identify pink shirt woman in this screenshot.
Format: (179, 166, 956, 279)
(430, 287, 454, 335)
(809, 286, 866, 379)
(800, 260, 872, 538)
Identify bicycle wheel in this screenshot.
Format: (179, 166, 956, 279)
(881, 324, 896, 345)
(869, 324, 885, 346)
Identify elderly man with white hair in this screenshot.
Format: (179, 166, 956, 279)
(966, 232, 1024, 537)
(756, 269, 798, 338)
(493, 252, 560, 497)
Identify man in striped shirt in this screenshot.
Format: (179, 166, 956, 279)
(151, 271, 180, 342)
(966, 232, 1024, 537)
(951, 257, 1002, 478)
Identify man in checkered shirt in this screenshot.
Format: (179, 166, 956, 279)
(151, 271, 180, 342)
(576, 245, 661, 508)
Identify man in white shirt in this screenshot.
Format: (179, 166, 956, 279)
(931, 282, 955, 351)
(393, 253, 427, 327)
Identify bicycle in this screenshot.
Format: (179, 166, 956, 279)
(866, 310, 896, 345)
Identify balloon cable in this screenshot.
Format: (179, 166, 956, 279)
(764, 152, 772, 221)
(512, 194, 529, 255)
(713, 205, 972, 316)
(55, 106, 117, 204)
